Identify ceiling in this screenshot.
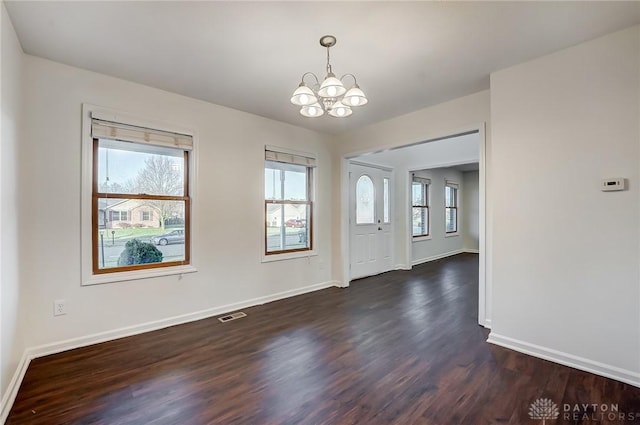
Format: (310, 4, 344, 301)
(5, 1, 640, 135)
(354, 132, 479, 170)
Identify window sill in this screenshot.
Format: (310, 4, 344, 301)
(412, 235, 432, 242)
(445, 232, 460, 238)
(82, 264, 198, 286)
(262, 250, 317, 263)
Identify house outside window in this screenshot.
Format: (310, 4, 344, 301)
(264, 149, 315, 255)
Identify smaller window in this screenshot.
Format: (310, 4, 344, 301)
(140, 211, 150, 221)
(412, 176, 430, 237)
(110, 210, 128, 221)
(383, 178, 390, 224)
(445, 182, 458, 233)
(264, 149, 315, 255)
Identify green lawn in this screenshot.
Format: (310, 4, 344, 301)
(98, 226, 181, 241)
(266, 226, 305, 236)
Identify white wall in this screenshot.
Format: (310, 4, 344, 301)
(488, 25, 640, 383)
(462, 170, 479, 251)
(332, 90, 490, 284)
(17, 54, 334, 352)
(411, 168, 464, 265)
(1, 2, 26, 400)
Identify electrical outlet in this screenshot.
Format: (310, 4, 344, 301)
(53, 299, 66, 316)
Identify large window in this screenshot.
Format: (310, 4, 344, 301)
(91, 118, 192, 274)
(412, 176, 430, 237)
(445, 182, 458, 233)
(265, 149, 315, 255)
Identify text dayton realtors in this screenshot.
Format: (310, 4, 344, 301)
(563, 403, 636, 422)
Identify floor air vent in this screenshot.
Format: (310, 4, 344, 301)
(217, 312, 247, 323)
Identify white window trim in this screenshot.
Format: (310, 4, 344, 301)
(262, 145, 317, 262)
(81, 104, 198, 285)
(412, 235, 432, 242)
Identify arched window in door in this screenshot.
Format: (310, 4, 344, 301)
(356, 175, 375, 224)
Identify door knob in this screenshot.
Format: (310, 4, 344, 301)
(378, 227, 382, 231)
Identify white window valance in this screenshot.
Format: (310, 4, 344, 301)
(91, 114, 193, 151)
(412, 175, 431, 185)
(265, 149, 316, 167)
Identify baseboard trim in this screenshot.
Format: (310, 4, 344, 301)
(0, 280, 339, 423)
(412, 249, 464, 266)
(487, 333, 640, 388)
(394, 264, 411, 271)
(482, 318, 492, 329)
(464, 249, 479, 254)
(0, 351, 30, 424)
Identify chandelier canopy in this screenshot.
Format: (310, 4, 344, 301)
(290, 35, 368, 118)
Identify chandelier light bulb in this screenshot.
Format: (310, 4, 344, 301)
(290, 84, 317, 106)
(328, 101, 352, 118)
(300, 103, 324, 118)
(343, 85, 368, 107)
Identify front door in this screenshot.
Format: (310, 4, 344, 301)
(349, 163, 393, 280)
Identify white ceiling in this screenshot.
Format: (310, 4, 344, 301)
(5, 1, 640, 135)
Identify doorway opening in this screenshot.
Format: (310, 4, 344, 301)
(342, 127, 489, 327)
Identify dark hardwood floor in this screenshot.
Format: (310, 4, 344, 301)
(8, 254, 640, 424)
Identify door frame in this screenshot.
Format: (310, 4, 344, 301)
(340, 123, 490, 328)
(348, 161, 395, 280)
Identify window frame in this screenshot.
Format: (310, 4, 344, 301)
(91, 138, 191, 274)
(411, 177, 430, 238)
(81, 104, 197, 286)
(263, 147, 317, 261)
(445, 182, 459, 234)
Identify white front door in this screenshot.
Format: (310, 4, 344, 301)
(349, 163, 393, 280)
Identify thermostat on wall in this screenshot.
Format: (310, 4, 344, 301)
(601, 178, 627, 192)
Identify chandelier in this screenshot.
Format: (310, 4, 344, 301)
(290, 35, 368, 118)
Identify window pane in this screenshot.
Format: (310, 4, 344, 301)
(446, 207, 457, 233)
(264, 168, 282, 200)
(445, 185, 457, 208)
(284, 168, 307, 200)
(412, 182, 423, 205)
(97, 139, 184, 196)
(412, 207, 428, 236)
(356, 175, 375, 224)
(265, 161, 307, 201)
(383, 178, 390, 224)
(96, 198, 185, 270)
(266, 203, 310, 253)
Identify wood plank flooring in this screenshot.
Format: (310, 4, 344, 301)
(7, 254, 640, 424)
